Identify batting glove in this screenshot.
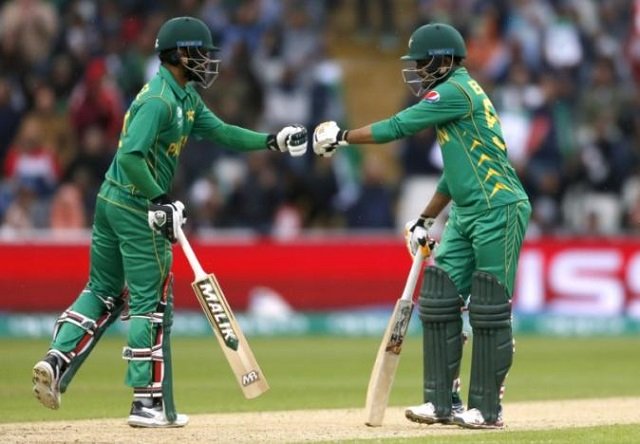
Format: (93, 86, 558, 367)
(404, 217, 435, 258)
(313, 121, 348, 158)
(148, 195, 186, 243)
(267, 124, 308, 157)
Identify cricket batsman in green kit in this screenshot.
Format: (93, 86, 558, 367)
(32, 16, 307, 428)
(313, 23, 530, 429)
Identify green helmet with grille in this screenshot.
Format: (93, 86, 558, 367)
(400, 23, 466, 96)
(155, 16, 218, 53)
(155, 16, 220, 88)
(401, 23, 467, 61)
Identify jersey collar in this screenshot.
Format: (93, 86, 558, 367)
(450, 66, 467, 78)
(159, 65, 190, 101)
(432, 66, 467, 89)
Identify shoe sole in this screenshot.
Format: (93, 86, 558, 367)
(32, 362, 60, 410)
(128, 416, 188, 428)
(453, 418, 504, 430)
(405, 410, 453, 425)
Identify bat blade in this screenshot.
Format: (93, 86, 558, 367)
(192, 274, 270, 399)
(364, 299, 414, 427)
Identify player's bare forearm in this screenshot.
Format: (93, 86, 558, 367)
(344, 125, 377, 144)
(420, 191, 451, 219)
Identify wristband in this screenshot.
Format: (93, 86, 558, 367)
(266, 134, 278, 151)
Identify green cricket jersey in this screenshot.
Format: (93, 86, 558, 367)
(105, 66, 268, 200)
(371, 67, 528, 214)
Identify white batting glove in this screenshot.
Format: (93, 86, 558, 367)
(313, 121, 348, 158)
(267, 124, 308, 157)
(404, 217, 435, 258)
(148, 197, 186, 243)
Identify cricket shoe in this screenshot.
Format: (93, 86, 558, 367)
(405, 401, 464, 425)
(128, 401, 189, 428)
(453, 407, 504, 429)
(32, 354, 62, 410)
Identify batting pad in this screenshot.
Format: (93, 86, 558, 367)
(468, 271, 513, 423)
(418, 266, 464, 417)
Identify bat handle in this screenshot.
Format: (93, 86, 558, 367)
(399, 251, 426, 303)
(176, 226, 207, 280)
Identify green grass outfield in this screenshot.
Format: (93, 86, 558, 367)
(1, 336, 640, 442)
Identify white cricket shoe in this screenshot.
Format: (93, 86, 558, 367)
(128, 401, 189, 428)
(32, 355, 61, 410)
(405, 401, 464, 425)
(453, 407, 504, 429)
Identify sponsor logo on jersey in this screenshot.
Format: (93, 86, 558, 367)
(423, 90, 440, 103)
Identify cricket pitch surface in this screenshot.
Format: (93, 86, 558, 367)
(2, 397, 639, 443)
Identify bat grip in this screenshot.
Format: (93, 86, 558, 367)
(399, 252, 426, 303)
(176, 226, 207, 279)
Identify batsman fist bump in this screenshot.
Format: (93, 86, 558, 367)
(267, 124, 308, 157)
(148, 196, 187, 243)
(404, 217, 435, 258)
(313, 121, 349, 157)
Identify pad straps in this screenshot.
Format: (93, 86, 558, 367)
(54, 288, 129, 393)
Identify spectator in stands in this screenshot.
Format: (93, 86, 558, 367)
(564, 110, 631, 234)
(49, 168, 89, 230)
(0, 76, 24, 165)
(0, 0, 58, 74)
(0, 180, 37, 235)
(187, 175, 225, 229)
(517, 74, 569, 232)
(3, 114, 60, 199)
(48, 54, 80, 110)
(464, 5, 510, 83)
(302, 156, 342, 228)
(492, 60, 544, 175)
(345, 155, 396, 228)
(541, 2, 585, 81)
(63, 125, 113, 217)
(108, 17, 149, 105)
(28, 82, 76, 174)
(354, 0, 398, 50)
(220, 150, 284, 233)
(256, 5, 321, 135)
(59, 0, 102, 66)
(68, 58, 125, 149)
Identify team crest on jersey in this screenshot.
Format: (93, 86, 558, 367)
(423, 90, 440, 103)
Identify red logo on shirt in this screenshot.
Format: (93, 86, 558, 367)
(423, 90, 440, 103)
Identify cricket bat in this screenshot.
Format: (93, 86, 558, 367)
(364, 250, 426, 426)
(176, 227, 269, 399)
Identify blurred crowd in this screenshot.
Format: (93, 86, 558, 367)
(1, 0, 640, 238)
